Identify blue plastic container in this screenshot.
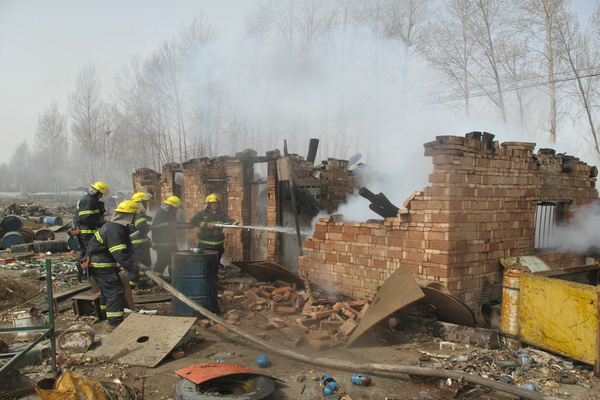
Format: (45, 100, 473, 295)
(42, 216, 63, 226)
(1, 231, 25, 249)
(1, 216, 23, 232)
(171, 250, 219, 315)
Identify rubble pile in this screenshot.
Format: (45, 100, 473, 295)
(217, 277, 372, 350)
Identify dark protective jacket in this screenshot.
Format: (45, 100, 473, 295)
(151, 206, 178, 248)
(190, 208, 238, 249)
(74, 193, 106, 235)
(86, 221, 140, 279)
(129, 213, 152, 249)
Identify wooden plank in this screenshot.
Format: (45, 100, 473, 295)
(519, 273, 598, 365)
(133, 293, 171, 304)
(86, 313, 197, 367)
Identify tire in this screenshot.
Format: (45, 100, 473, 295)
(176, 374, 275, 400)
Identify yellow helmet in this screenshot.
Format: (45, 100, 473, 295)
(164, 196, 182, 208)
(205, 193, 221, 203)
(115, 200, 140, 214)
(90, 181, 110, 196)
(132, 192, 151, 202)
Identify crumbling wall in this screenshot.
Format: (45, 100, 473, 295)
(265, 154, 357, 263)
(299, 134, 598, 308)
(180, 155, 253, 262)
(132, 168, 162, 209)
(133, 150, 357, 265)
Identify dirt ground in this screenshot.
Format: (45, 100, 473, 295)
(1, 229, 600, 399)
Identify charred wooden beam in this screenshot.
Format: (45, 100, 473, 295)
(395, 314, 500, 349)
(359, 187, 400, 218)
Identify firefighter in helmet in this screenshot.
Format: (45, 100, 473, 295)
(190, 193, 240, 262)
(73, 181, 110, 283)
(129, 192, 153, 288)
(86, 200, 146, 328)
(151, 195, 182, 280)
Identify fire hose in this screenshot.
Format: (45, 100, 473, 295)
(142, 270, 550, 400)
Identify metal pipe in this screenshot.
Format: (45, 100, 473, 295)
(212, 223, 243, 229)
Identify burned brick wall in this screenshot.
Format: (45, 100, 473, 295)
(133, 149, 356, 264)
(265, 154, 357, 263)
(299, 134, 599, 308)
(132, 168, 161, 209)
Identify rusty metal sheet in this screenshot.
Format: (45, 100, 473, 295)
(519, 272, 599, 366)
(499, 256, 551, 273)
(346, 264, 424, 346)
(416, 286, 477, 327)
(87, 313, 196, 367)
(231, 261, 304, 287)
(176, 362, 274, 384)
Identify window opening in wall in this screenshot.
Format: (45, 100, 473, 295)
(534, 202, 566, 249)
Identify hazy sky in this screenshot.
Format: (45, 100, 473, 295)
(0, 0, 252, 162)
(0, 0, 596, 163)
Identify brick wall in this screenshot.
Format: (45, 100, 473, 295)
(299, 134, 599, 308)
(265, 155, 357, 263)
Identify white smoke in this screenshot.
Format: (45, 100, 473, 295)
(550, 201, 600, 254)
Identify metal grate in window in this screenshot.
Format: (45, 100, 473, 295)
(534, 203, 557, 249)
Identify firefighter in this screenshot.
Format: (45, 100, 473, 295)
(190, 193, 240, 262)
(73, 181, 110, 283)
(86, 200, 146, 328)
(151, 195, 182, 280)
(129, 192, 153, 288)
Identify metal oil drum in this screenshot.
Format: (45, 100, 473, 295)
(1, 215, 23, 232)
(171, 250, 219, 315)
(2, 231, 25, 250)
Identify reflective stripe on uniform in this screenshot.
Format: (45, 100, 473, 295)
(106, 311, 124, 318)
(100, 305, 107, 310)
(91, 262, 118, 268)
(153, 222, 172, 228)
(79, 209, 100, 216)
(109, 244, 127, 253)
(135, 217, 147, 226)
(132, 238, 150, 245)
(198, 239, 225, 246)
(80, 229, 97, 234)
(95, 231, 104, 243)
(153, 242, 176, 247)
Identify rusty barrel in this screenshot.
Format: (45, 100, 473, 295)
(171, 250, 219, 315)
(1, 215, 23, 232)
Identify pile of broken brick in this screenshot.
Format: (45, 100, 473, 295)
(215, 278, 370, 350)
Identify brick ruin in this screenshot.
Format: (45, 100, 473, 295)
(132, 133, 599, 310)
(299, 134, 599, 308)
(132, 149, 356, 265)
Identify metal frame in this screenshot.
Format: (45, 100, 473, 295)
(0, 259, 56, 377)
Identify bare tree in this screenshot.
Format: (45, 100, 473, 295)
(557, 7, 600, 153)
(8, 142, 33, 192)
(469, 0, 508, 121)
(420, 0, 476, 117)
(68, 63, 106, 181)
(34, 101, 67, 191)
(512, 0, 571, 143)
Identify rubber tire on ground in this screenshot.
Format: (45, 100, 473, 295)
(176, 375, 275, 400)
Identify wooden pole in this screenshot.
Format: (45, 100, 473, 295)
(143, 270, 549, 400)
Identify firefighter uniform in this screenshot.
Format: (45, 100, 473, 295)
(128, 211, 152, 286)
(73, 182, 110, 283)
(86, 200, 142, 327)
(151, 196, 182, 277)
(190, 193, 239, 261)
